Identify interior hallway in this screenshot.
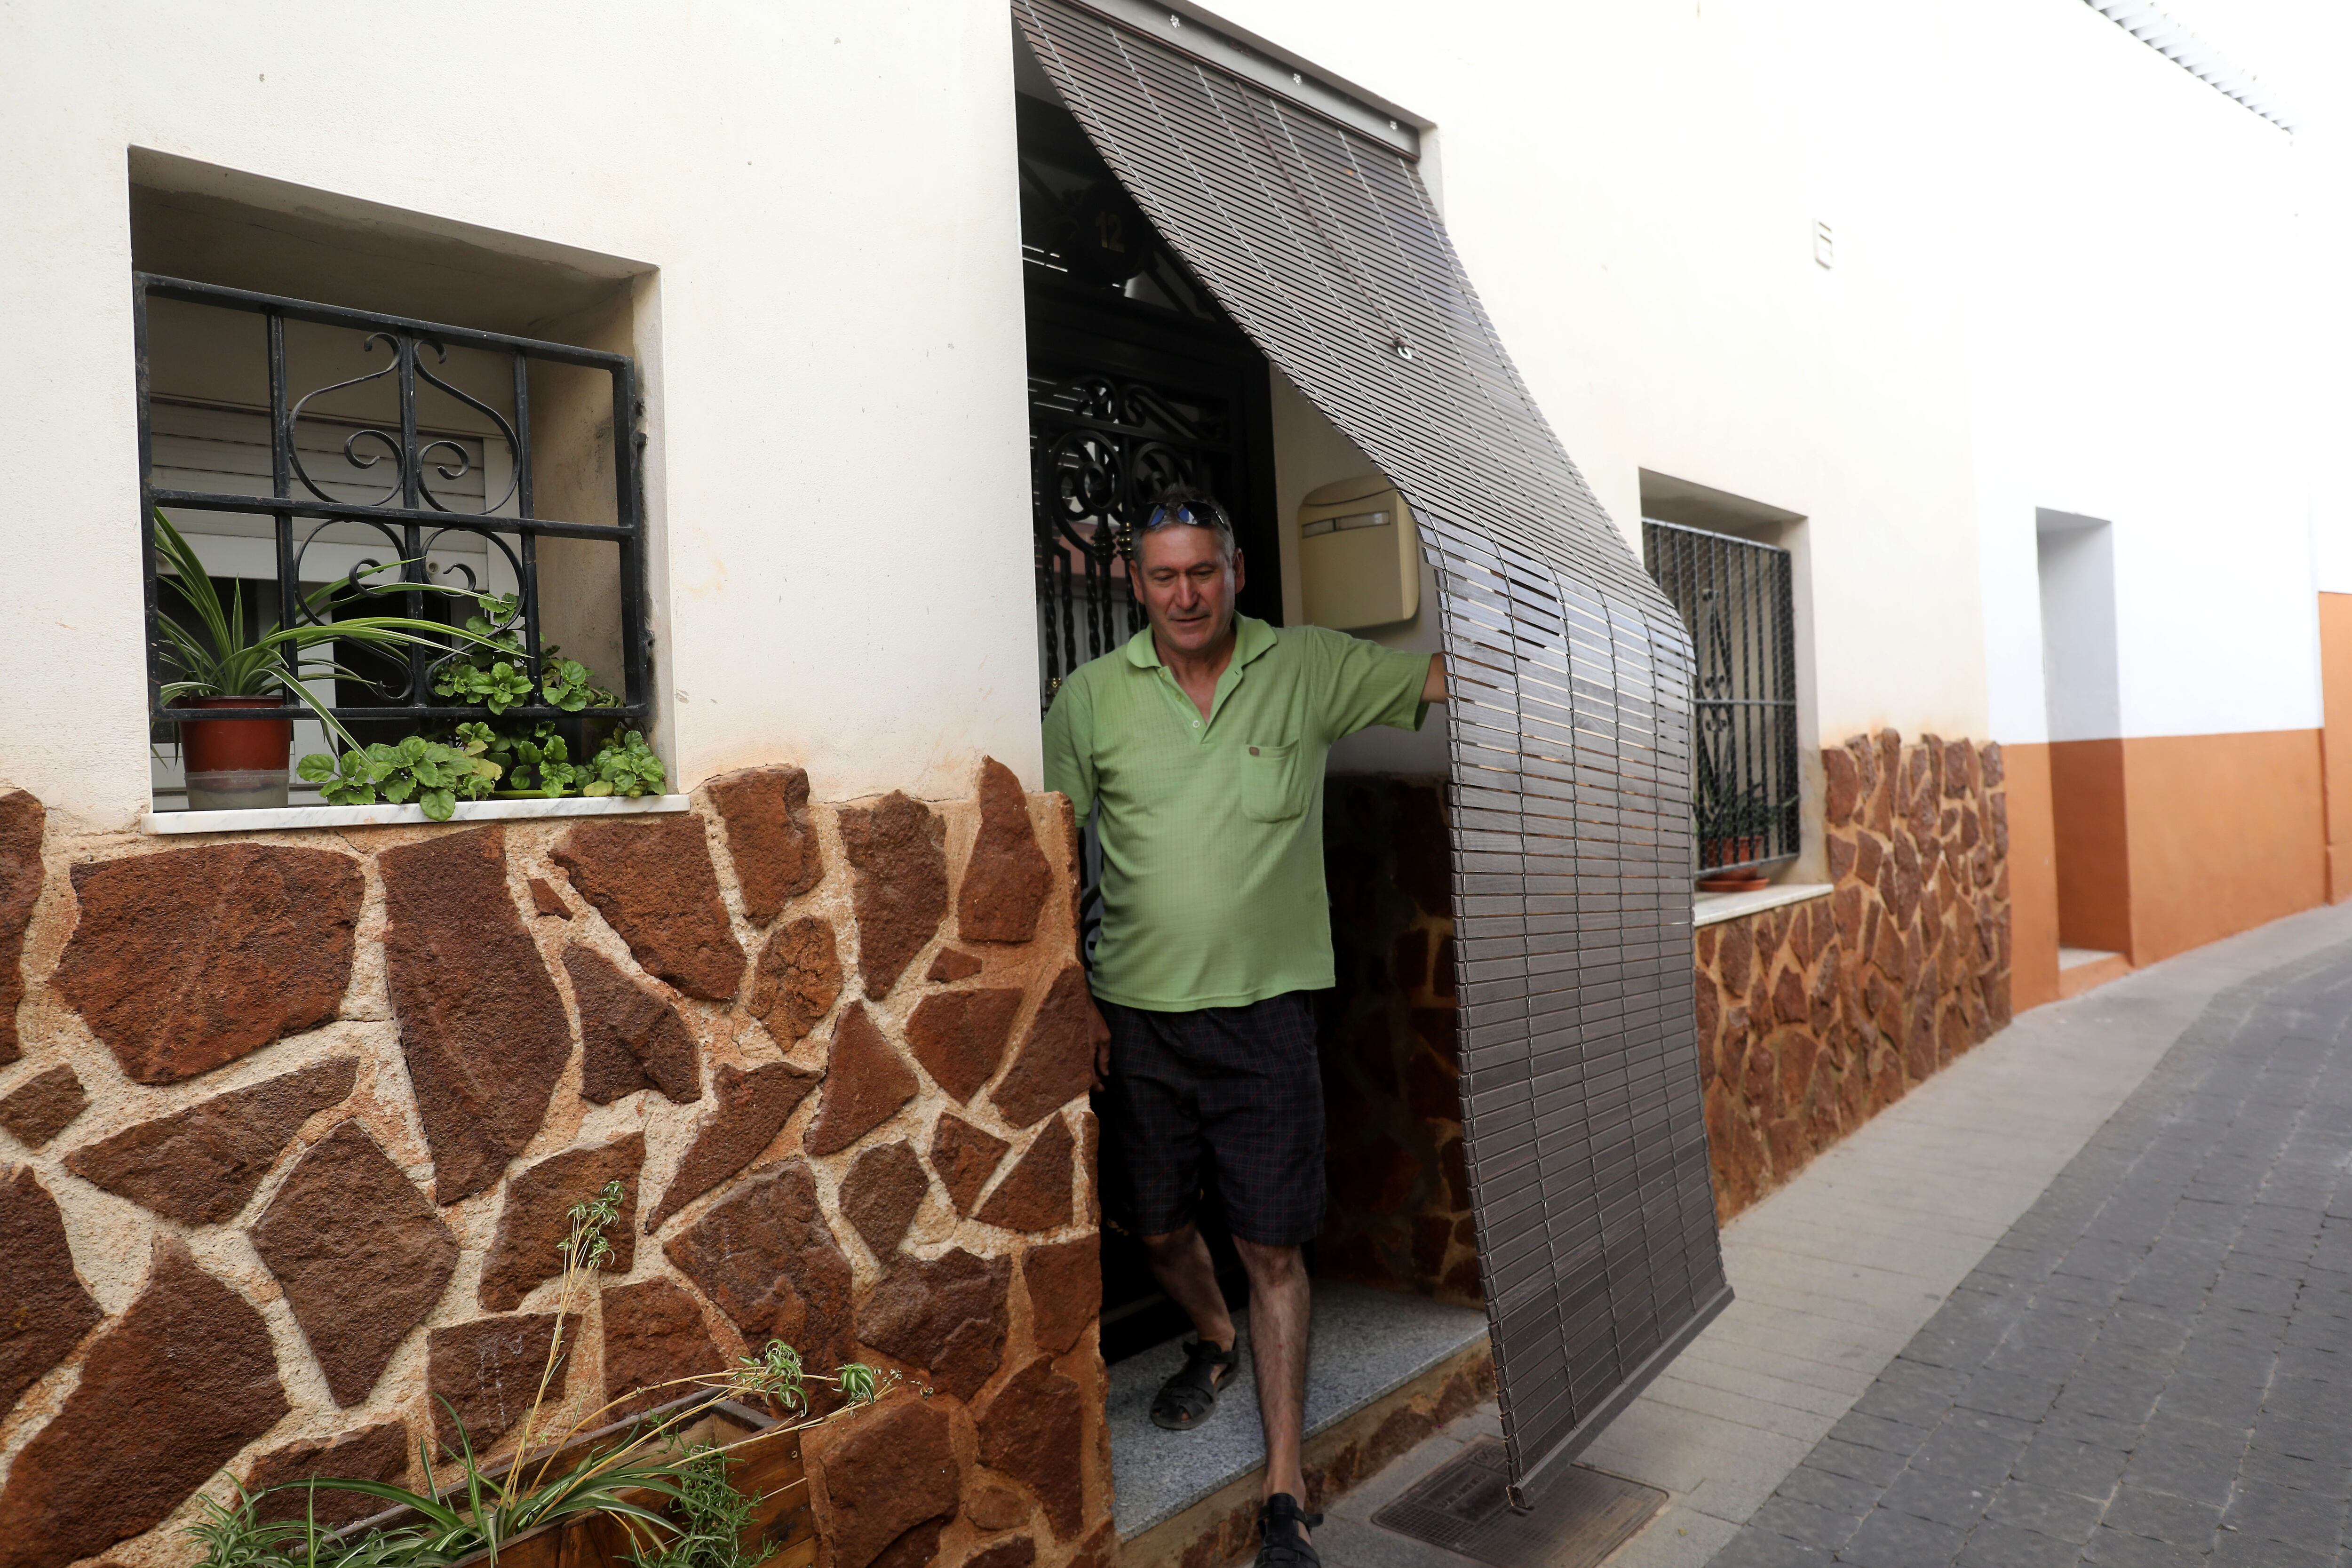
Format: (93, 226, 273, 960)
(1304, 898, 2352, 1568)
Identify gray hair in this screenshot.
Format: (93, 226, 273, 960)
(1131, 484, 1236, 560)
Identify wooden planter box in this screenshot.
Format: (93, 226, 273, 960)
(342, 1394, 814, 1568)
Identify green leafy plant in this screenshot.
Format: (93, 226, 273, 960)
(431, 596, 620, 716)
(625, 1448, 774, 1568)
(584, 730, 667, 799)
(540, 656, 618, 714)
(429, 594, 530, 716)
(456, 721, 582, 797)
(152, 509, 484, 746)
(298, 735, 502, 822)
(193, 1180, 900, 1568)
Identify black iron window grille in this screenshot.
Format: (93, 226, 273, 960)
(134, 274, 649, 736)
(1642, 519, 1800, 876)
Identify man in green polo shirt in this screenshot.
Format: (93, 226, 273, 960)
(1044, 485, 1443, 1568)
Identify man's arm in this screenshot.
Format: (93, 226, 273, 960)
(1422, 653, 1447, 705)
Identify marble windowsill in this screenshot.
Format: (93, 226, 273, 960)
(1692, 882, 1834, 928)
(141, 794, 692, 836)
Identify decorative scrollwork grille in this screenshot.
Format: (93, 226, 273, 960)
(134, 274, 648, 731)
(1029, 362, 1239, 709)
(1642, 519, 1801, 876)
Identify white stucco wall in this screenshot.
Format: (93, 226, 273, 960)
(1966, 0, 2318, 745)
(3, 0, 2331, 833)
(1208, 0, 2321, 751)
(1207, 0, 1990, 746)
(0, 0, 1039, 829)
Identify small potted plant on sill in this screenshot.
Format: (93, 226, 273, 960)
(295, 591, 661, 819)
(153, 510, 490, 812)
(1696, 777, 1777, 892)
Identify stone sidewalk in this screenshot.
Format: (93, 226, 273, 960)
(1310, 899, 2352, 1568)
(1710, 924, 2352, 1565)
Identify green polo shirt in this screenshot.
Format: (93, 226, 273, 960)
(1043, 615, 1433, 1011)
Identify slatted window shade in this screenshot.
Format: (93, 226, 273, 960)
(1014, 0, 1731, 1503)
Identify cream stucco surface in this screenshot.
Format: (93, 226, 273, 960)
(0, 1, 1040, 829)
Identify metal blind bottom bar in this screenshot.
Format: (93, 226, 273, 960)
(1016, 0, 1730, 1508)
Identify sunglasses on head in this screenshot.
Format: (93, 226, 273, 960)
(1143, 501, 1223, 530)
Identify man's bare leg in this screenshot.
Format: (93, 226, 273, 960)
(1139, 1224, 1238, 1357)
(1234, 1238, 1312, 1541)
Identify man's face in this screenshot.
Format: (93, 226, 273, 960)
(1134, 523, 1245, 657)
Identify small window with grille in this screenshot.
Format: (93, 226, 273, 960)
(1642, 519, 1800, 879)
(136, 273, 652, 819)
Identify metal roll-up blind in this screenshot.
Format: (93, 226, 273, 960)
(1015, 0, 1732, 1504)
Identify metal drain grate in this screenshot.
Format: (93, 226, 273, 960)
(1371, 1440, 1666, 1568)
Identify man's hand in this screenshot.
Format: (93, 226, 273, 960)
(1086, 992, 1113, 1090)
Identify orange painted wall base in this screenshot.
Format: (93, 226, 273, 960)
(2319, 593, 2352, 904)
(2004, 727, 2324, 1006)
(2004, 743, 2060, 1012)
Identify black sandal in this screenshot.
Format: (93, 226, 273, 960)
(1255, 1493, 1323, 1568)
(1149, 1337, 1238, 1430)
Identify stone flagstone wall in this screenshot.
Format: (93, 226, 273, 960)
(0, 761, 1112, 1568)
(1699, 731, 2014, 1220)
(1316, 779, 1477, 1304)
(1320, 732, 2015, 1283)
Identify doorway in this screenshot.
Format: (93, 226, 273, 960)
(2036, 508, 2134, 973)
(1017, 88, 1281, 1360)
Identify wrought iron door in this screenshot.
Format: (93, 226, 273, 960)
(1026, 293, 1277, 718)
(1020, 92, 1275, 713)
(1030, 341, 1233, 705)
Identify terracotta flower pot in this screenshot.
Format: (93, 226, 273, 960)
(1699, 834, 1761, 870)
(173, 694, 293, 811)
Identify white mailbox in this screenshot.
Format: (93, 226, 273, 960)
(1297, 474, 1419, 630)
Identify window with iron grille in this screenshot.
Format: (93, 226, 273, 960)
(1642, 519, 1800, 877)
(135, 274, 650, 811)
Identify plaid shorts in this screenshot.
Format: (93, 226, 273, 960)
(1097, 991, 1325, 1247)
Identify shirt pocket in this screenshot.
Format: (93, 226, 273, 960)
(1240, 740, 1303, 823)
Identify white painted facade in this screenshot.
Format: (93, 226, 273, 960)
(0, 2, 1042, 831)
(0, 0, 2334, 832)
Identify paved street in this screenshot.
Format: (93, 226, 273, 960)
(1712, 926, 2352, 1567)
(1316, 901, 2352, 1568)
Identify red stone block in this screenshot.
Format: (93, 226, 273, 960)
(857, 1247, 1010, 1401)
(651, 1061, 822, 1230)
(0, 1243, 286, 1568)
(842, 1139, 930, 1260)
(53, 843, 361, 1085)
(977, 1358, 1088, 1541)
(250, 1121, 457, 1408)
(0, 789, 43, 1066)
(907, 987, 1025, 1103)
(480, 1133, 643, 1310)
(959, 758, 1052, 945)
(554, 816, 746, 1001)
(839, 791, 949, 998)
(804, 1005, 919, 1158)
(748, 915, 843, 1044)
(976, 1115, 1075, 1234)
(708, 764, 821, 923)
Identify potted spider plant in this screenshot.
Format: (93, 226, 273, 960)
(188, 1183, 899, 1568)
(153, 510, 491, 811)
